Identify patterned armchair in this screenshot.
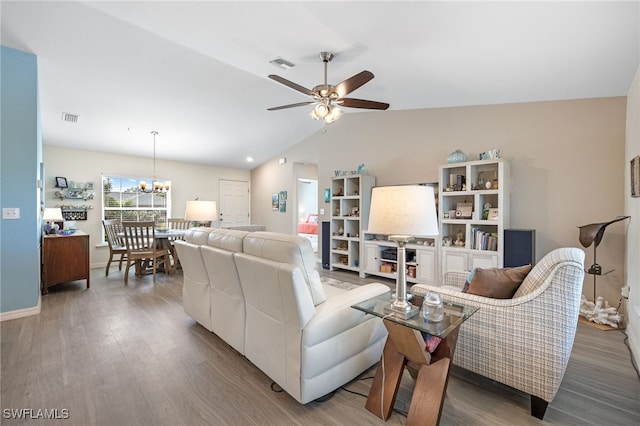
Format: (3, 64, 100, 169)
(411, 247, 585, 419)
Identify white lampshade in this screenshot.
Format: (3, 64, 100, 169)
(184, 200, 217, 222)
(42, 207, 64, 222)
(367, 185, 439, 237)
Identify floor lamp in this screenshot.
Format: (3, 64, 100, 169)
(185, 200, 217, 227)
(367, 185, 439, 319)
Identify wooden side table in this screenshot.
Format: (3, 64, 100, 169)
(352, 294, 477, 425)
(42, 230, 90, 294)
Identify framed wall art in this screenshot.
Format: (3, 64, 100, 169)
(632, 155, 640, 197)
(272, 193, 279, 210)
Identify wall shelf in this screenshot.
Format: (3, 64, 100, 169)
(52, 178, 95, 220)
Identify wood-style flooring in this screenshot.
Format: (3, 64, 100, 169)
(1, 267, 639, 425)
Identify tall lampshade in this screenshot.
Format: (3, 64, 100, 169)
(184, 200, 217, 226)
(368, 185, 439, 318)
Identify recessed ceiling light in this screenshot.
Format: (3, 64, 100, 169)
(269, 57, 295, 69)
(246, 156, 254, 162)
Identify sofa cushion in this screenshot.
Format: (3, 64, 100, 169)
(463, 264, 532, 299)
(242, 232, 326, 305)
(184, 227, 216, 245)
(208, 229, 249, 252)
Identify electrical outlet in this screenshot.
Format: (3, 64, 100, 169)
(621, 286, 630, 298)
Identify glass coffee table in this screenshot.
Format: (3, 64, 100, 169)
(352, 292, 477, 425)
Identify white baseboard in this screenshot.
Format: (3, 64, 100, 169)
(628, 307, 640, 370)
(0, 296, 41, 322)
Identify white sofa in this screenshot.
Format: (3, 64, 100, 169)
(411, 247, 585, 419)
(174, 229, 389, 403)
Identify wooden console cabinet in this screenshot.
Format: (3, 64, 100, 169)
(42, 231, 90, 294)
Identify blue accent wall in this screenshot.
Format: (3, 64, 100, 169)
(1, 46, 41, 313)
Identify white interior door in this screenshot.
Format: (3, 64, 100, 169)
(218, 180, 249, 227)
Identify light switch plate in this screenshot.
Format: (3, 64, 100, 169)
(2, 208, 20, 219)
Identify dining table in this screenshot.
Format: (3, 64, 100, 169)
(119, 228, 187, 275)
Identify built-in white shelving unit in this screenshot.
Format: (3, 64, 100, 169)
(329, 175, 375, 275)
(438, 159, 510, 278)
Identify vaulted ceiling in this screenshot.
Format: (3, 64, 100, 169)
(2, 1, 638, 169)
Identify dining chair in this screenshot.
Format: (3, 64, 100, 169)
(168, 218, 190, 270)
(168, 218, 190, 234)
(168, 218, 191, 270)
(102, 219, 128, 276)
(121, 221, 170, 284)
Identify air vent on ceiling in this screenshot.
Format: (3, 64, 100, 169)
(61, 112, 79, 123)
(269, 57, 295, 69)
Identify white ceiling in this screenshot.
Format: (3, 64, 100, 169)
(2, 1, 638, 169)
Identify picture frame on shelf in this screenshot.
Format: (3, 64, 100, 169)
(55, 176, 68, 188)
(67, 190, 84, 199)
(488, 208, 499, 220)
(455, 202, 472, 219)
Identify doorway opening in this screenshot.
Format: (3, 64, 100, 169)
(297, 177, 318, 252)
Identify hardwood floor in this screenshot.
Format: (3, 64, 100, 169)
(1, 268, 638, 425)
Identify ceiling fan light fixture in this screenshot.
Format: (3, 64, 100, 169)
(314, 102, 330, 118)
(267, 51, 388, 122)
(324, 106, 343, 124)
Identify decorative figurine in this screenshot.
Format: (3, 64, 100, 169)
(454, 229, 465, 246)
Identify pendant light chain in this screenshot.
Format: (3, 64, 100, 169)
(152, 130, 158, 184)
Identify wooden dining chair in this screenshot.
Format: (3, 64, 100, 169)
(168, 218, 190, 234)
(168, 218, 190, 270)
(102, 219, 128, 276)
(121, 221, 170, 284)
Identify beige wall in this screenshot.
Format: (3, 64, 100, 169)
(251, 97, 627, 306)
(625, 68, 640, 367)
(43, 145, 249, 267)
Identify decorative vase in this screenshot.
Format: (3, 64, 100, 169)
(447, 149, 467, 163)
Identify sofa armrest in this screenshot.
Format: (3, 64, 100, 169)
(303, 283, 389, 347)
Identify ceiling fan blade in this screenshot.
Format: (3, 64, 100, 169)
(339, 98, 390, 110)
(267, 101, 315, 111)
(268, 75, 316, 97)
(329, 71, 374, 98)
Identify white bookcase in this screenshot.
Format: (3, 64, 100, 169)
(329, 174, 375, 275)
(363, 234, 438, 285)
(439, 159, 510, 277)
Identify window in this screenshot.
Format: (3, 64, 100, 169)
(102, 175, 171, 228)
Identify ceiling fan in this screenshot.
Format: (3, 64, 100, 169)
(267, 52, 389, 124)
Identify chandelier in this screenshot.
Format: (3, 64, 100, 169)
(139, 131, 171, 193)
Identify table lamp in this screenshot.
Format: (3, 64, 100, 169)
(43, 207, 64, 234)
(184, 200, 217, 227)
(367, 185, 439, 319)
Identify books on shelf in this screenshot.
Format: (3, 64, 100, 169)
(471, 227, 499, 251)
